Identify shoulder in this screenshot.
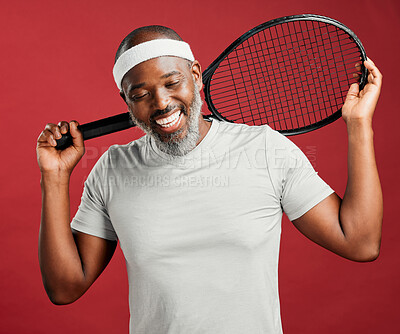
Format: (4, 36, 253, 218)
(88, 135, 149, 173)
(217, 120, 268, 136)
(215, 121, 271, 144)
(216, 121, 305, 169)
(104, 135, 148, 160)
(215, 120, 297, 149)
(108, 134, 147, 153)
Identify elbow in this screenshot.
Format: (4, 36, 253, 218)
(40, 269, 88, 305)
(364, 245, 381, 262)
(355, 249, 380, 262)
(49, 296, 71, 306)
(44, 283, 84, 305)
(47, 290, 82, 305)
(48, 293, 77, 306)
(343, 218, 382, 262)
(350, 243, 381, 262)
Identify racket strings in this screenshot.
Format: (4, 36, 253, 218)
(215, 35, 358, 71)
(215, 29, 354, 115)
(210, 59, 357, 96)
(208, 20, 362, 130)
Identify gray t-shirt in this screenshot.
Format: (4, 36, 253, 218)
(71, 119, 334, 334)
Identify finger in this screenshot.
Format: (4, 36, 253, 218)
(58, 121, 70, 134)
(37, 129, 51, 144)
(40, 129, 57, 146)
(355, 62, 362, 72)
(69, 121, 84, 149)
(368, 72, 374, 83)
(45, 123, 62, 139)
(346, 82, 359, 100)
(364, 59, 383, 85)
(366, 57, 375, 66)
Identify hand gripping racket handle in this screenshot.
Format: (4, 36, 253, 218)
(55, 112, 135, 150)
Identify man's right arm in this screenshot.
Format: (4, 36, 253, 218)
(37, 121, 117, 305)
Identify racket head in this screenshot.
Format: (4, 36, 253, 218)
(202, 14, 368, 135)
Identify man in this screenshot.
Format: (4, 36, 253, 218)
(37, 25, 383, 333)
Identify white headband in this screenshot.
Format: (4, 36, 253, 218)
(113, 39, 195, 90)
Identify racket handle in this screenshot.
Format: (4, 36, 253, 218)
(55, 112, 135, 150)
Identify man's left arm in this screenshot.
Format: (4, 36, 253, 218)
(292, 58, 383, 262)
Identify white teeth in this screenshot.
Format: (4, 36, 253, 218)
(155, 111, 181, 128)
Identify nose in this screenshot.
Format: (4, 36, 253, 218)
(152, 88, 170, 111)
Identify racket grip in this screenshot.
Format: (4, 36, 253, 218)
(55, 112, 135, 150)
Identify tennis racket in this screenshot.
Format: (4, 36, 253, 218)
(56, 14, 367, 150)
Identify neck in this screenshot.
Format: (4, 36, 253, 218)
(196, 115, 212, 145)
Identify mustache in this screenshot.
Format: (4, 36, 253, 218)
(151, 104, 187, 120)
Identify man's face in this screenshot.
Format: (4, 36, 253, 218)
(121, 56, 204, 156)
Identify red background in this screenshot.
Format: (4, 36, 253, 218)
(1, 0, 399, 333)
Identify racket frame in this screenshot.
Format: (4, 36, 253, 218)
(202, 14, 368, 135)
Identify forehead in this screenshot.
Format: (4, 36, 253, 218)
(121, 56, 191, 89)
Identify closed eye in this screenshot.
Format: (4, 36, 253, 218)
(131, 92, 148, 101)
(166, 80, 180, 88)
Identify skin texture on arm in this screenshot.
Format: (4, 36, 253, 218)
(292, 58, 383, 262)
(37, 121, 117, 304)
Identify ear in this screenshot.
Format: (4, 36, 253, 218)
(190, 60, 203, 91)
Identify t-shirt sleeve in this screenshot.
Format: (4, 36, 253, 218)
(70, 151, 118, 241)
(265, 126, 334, 221)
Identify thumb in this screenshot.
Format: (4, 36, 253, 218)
(69, 120, 84, 149)
(346, 83, 359, 101)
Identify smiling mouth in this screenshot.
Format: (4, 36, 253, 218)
(154, 110, 182, 128)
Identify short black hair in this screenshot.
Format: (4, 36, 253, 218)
(114, 25, 183, 64)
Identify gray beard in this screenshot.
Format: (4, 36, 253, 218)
(129, 84, 203, 157)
